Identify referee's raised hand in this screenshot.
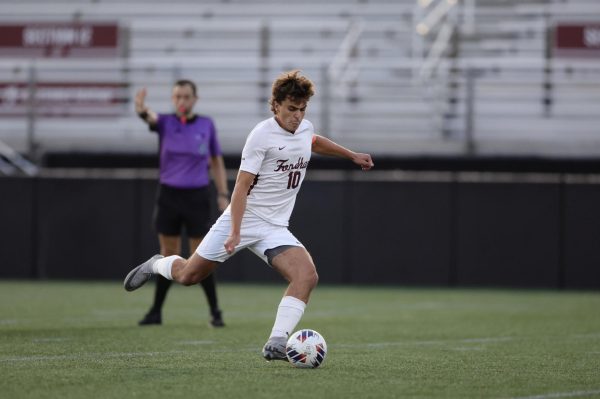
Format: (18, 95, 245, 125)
(135, 87, 147, 114)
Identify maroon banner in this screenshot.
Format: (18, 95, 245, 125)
(0, 23, 120, 58)
(0, 82, 128, 117)
(554, 23, 600, 57)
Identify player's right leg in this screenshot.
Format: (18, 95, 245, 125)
(124, 212, 253, 292)
(170, 253, 218, 285)
(124, 251, 217, 291)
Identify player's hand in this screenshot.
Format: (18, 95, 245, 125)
(134, 88, 147, 114)
(224, 233, 240, 255)
(353, 153, 374, 171)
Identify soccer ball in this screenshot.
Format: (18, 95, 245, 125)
(286, 329, 327, 368)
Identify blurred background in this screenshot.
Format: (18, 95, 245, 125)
(1, 0, 599, 289)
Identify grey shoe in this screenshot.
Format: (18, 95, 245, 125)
(123, 255, 163, 292)
(262, 336, 288, 361)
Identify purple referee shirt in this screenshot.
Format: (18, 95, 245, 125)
(151, 113, 222, 188)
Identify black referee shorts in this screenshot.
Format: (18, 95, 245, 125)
(154, 184, 211, 237)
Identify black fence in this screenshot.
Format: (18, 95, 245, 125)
(1, 172, 599, 289)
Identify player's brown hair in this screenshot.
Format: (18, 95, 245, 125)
(269, 70, 315, 114)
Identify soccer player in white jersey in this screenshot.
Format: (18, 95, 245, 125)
(124, 70, 374, 361)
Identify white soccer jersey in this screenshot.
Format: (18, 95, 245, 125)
(232, 117, 314, 226)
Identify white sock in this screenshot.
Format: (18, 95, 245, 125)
(270, 296, 306, 339)
(151, 255, 181, 280)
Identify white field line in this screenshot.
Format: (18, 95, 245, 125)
(176, 340, 215, 345)
(334, 336, 514, 349)
(2, 337, 504, 364)
(571, 333, 600, 339)
(0, 350, 190, 363)
(509, 389, 600, 399)
(334, 333, 599, 350)
(0, 346, 260, 363)
(449, 346, 485, 351)
(31, 338, 71, 343)
(460, 337, 515, 344)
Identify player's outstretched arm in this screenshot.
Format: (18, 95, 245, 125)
(311, 135, 374, 171)
(134, 87, 158, 125)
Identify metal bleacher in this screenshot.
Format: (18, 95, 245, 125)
(1, 0, 600, 164)
(445, 0, 600, 156)
(1, 0, 435, 158)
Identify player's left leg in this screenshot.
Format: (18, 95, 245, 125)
(262, 246, 318, 361)
(270, 247, 318, 303)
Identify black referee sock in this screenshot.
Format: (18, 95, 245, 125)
(200, 273, 220, 316)
(149, 272, 220, 319)
(149, 275, 172, 315)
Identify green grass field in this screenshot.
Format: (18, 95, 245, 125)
(1, 280, 599, 399)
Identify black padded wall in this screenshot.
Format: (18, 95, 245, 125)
(455, 183, 561, 288)
(0, 178, 35, 278)
(1, 175, 598, 289)
(563, 184, 600, 289)
(347, 181, 454, 286)
(35, 178, 137, 279)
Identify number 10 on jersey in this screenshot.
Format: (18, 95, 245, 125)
(287, 171, 301, 189)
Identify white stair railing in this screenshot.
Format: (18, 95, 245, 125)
(327, 20, 364, 99)
(417, 21, 454, 82)
(413, 0, 458, 82)
(0, 139, 38, 176)
(412, 0, 461, 136)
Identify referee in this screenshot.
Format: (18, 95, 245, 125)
(134, 79, 229, 327)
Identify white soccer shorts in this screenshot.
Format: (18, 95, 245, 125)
(196, 212, 304, 264)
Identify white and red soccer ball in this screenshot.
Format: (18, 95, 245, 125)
(286, 329, 327, 368)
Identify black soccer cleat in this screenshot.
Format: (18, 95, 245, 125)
(210, 310, 225, 328)
(138, 312, 162, 326)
